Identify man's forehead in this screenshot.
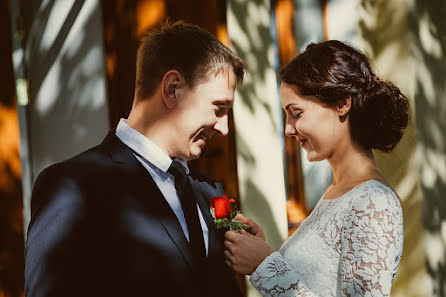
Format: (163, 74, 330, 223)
(208, 68, 237, 83)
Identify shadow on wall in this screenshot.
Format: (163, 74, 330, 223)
(24, 0, 110, 178)
(411, 0, 446, 295)
(228, 0, 281, 133)
(358, 0, 427, 296)
(237, 135, 284, 247)
(359, 0, 446, 296)
(227, 0, 286, 249)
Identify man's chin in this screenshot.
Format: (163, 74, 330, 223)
(187, 154, 201, 161)
(187, 147, 203, 160)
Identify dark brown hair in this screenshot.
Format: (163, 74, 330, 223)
(280, 40, 409, 152)
(135, 20, 247, 100)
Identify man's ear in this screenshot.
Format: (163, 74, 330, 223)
(161, 70, 183, 109)
(337, 97, 352, 117)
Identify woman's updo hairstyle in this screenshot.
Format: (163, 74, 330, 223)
(279, 40, 409, 152)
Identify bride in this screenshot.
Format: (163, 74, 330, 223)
(224, 40, 408, 297)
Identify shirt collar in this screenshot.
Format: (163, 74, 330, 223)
(115, 118, 189, 174)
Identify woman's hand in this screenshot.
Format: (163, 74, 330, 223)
(224, 229, 274, 275)
(233, 213, 266, 240)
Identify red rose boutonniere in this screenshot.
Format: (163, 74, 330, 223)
(210, 195, 249, 231)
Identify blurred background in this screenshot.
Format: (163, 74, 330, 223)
(0, 0, 445, 296)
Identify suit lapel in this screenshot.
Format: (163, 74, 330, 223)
(190, 177, 223, 282)
(103, 132, 198, 272)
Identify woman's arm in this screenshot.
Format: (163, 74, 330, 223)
(340, 186, 403, 296)
(224, 215, 318, 297)
(250, 251, 318, 297)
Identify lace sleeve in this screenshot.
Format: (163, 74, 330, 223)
(340, 186, 403, 297)
(249, 252, 317, 297)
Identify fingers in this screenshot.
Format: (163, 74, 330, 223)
(239, 229, 254, 237)
(234, 214, 264, 237)
(225, 230, 251, 253)
(234, 213, 249, 224)
(225, 258, 232, 269)
(224, 239, 234, 253)
(247, 219, 261, 232)
(224, 230, 238, 242)
(224, 244, 235, 270)
(234, 213, 257, 229)
(245, 220, 264, 239)
(224, 249, 234, 261)
(224, 235, 238, 259)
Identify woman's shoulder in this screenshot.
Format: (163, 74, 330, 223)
(348, 179, 402, 213)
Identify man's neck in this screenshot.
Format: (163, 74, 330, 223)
(127, 102, 176, 159)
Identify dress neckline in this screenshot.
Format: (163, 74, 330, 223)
(321, 179, 391, 202)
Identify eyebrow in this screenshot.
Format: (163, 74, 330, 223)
(285, 103, 304, 111)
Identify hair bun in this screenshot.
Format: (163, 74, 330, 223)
(350, 78, 409, 152)
(365, 74, 381, 91)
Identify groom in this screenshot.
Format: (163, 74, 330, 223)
(25, 21, 246, 297)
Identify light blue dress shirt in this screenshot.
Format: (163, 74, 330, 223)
(115, 118, 209, 254)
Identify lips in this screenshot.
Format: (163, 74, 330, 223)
(195, 131, 212, 145)
(297, 138, 307, 147)
(198, 133, 208, 142)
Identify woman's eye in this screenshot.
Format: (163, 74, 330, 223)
(292, 112, 302, 119)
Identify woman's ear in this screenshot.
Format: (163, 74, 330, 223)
(161, 70, 182, 109)
(337, 97, 352, 116)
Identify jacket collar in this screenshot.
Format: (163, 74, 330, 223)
(102, 131, 217, 274)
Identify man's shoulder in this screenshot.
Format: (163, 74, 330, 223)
(66, 142, 111, 166)
(35, 134, 115, 181)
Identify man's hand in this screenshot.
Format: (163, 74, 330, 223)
(233, 213, 266, 240)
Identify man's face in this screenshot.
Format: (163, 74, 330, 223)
(168, 71, 237, 161)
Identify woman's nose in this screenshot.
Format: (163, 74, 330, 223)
(284, 121, 297, 137)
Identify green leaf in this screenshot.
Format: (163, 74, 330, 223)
(216, 219, 224, 228)
(228, 221, 249, 231)
(210, 208, 216, 220)
(229, 210, 239, 221)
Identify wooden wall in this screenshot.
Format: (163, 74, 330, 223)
(0, 0, 25, 296)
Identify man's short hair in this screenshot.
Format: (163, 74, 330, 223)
(135, 20, 247, 100)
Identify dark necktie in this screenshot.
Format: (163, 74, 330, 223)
(168, 161, 206, 259)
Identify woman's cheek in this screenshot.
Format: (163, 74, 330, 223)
(296, 119, 312, 139)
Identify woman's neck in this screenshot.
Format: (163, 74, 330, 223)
(328, 142, 380, 187)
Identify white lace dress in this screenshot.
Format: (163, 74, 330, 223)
(250, 180, 403, 297)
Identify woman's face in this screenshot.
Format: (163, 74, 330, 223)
(280, 82, 346, 162)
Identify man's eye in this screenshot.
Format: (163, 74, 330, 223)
(215, 104, 227, 116)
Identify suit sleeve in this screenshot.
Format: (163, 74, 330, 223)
(25, 164, 91, 297)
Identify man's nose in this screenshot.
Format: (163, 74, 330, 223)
(214, 115, 229, 136)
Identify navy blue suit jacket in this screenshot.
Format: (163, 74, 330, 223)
(25, 131, 243, 297)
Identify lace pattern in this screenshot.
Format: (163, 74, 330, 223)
(250, 180, 403, 297)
